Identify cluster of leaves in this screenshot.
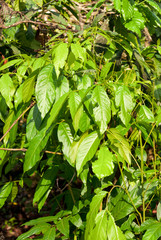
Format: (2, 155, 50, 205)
(0, 0, 161, 239)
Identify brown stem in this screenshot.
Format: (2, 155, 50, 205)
(0, 147, 62, 155)
(0, 102, 35, 143)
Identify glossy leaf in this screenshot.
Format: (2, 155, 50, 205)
(92, 85, 111, 134)
(142, 222, 161, 240)
(57, 217, 70, 237)
(43, 227, 56, 240)
(17, 223, 50, 240)
(53, 42, 69, 76)
(24, 93, 68, 172)
(107, 211, 126, 240)
(76, 131, 100, 175)
(92, 147, 114, 179)
(58, 122, 73, 163)
(35, 64, 56, 118)
(0, 182, 13, 208)
(88, 210, 108, 240)
(137, 105, 155, 123)
(71, 43, 86, 62)
(115, 85, 134, 126)
(85, 191, 107, 240)
(0, 74, 15, 108)
(121, 0, 133, 20)
(33, 166, 58, 212)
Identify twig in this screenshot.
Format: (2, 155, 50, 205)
(0, 102, 35, 143)
(0, 147, 62, 155)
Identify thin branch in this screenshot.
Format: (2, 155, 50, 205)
(0, 147, 62, 155)
(0, 102, 35, 143)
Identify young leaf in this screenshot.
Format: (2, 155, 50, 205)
(137, 105, 155, 123)
(52, 42, 69, 77)
(85, 191, 107, 240)
(92, 147, 114, 179)
(0, 182, 13, 208)
(92, 85, 111, 134)
(0, 74, 15, 108)
(35, 64, 56, 118)
(76, 131, 100, 175)
(58, 122, 73, 163)
(115, 85, 134, 126)
(88, 210, 108, 240)
(22, 70, 38, 103)
(107, 211, 126, 240)
(33, 166, 58, 212)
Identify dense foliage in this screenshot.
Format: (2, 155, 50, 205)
(0, 0, 161, 239)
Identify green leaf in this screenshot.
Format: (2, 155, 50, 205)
(142, 222, 161, 240)
(26, 104, 42, 142)
(92, 147, 114, 179)
(33, 166, 58, 212)
(0, 182, 13, 208)
(70, 214, 83, 228)
(57, 217, 70, 237)
(86, 0, 105, 19)
(115, 85, 134, 126)
(58, 122, 73, 163)
(157, 202, 161, 221)
(121, 0, 133, 20)
(17, 223, 50, 240)
(85, 191, 107, 240)
(22, 70, 38, 103)
(114, 0, 121, 12)
(24, 216, 57, 226)
(69, 132, 88, 165)
(88, 210, 108, 240)
(92, 86, 111, 134)
(10, 182, 18, 202)
(107, 211, 126, 240)
(137, 105, 155, 123)
(43, 227, 56, 240)
(0, 74, 15, 108)
(35, 64, 56, 118)
(107, 128, 131, 165)
(53, 42, 69, 77)
(55, 75, 69, 102)
(0, 59, 23, 71)
(69, 91, 82, 119)
(125, 9, 145, 37)
(76, 131, 100, 175)
(24, 93, 68, 172)
(145, 0, 161, 15)
(71, 43, 86, 62)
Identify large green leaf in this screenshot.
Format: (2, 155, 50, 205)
(55, 75, 69, 102)
(35, 64, 56, 118)
(24, 93, 69, 172)
(137, 105, 155, 123)
(52, 42, 69, 76)
(26, 104, 42, 142)
(92, 147, 114, 179)
(43, 227, 56, 240)
(0, 74, 15, 108)
(0, 182, 13, 208)
(125, 9, 145, 37)
(71, 43, 86, 62)
(107, 211, 126, 240)
(22, 70, 38, 103)
(115, 85, 134, 126)
(92, 85, 111, 134)
(33, 166, 58, 212)
(17, 223, 50, 240)
(142, 222, 161, 240)
(107, 128, 131, 165)
(85, 191, 107, 240)
(57, 217, 70, 238)
(145, 0, 161, 15)
(58, 122, 73, 164)
(121, 0, 133, 20)
(76, 131, 100, 175)
(24, 216, 57, 226)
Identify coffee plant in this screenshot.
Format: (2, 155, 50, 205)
(0, 0, 161, 239)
